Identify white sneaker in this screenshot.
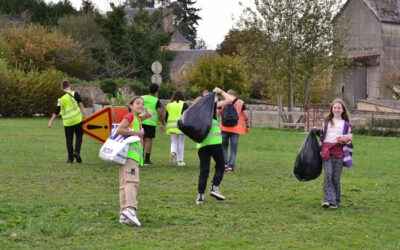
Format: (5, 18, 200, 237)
(169, 152, 176, 166)
(210, 186, 225, 200)
(195, 194, 204, 205)
(177, 161, 186, 166)
(322, 202, 330, 208)
(121, 208, 141, 227)
(119, 215, 130, 224)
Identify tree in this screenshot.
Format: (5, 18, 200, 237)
(0, 0, 77, 26)
(216, 29, 253, 56)
(238, 0, 345, 122)
(169, 0, 201, 48)
(125, 0, 155, 8)
(92, 3, 173, 81)
(187, 54, 248, 94)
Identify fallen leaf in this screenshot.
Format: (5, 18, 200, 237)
(11, 233, 17, 237)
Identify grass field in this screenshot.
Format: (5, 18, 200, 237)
(0, 118, 399, 249)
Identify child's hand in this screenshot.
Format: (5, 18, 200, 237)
(135, 131, 144, 138)
(146, 108, 153, 116)
(213, 87, 222, 94)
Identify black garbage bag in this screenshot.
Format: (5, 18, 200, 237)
(293, 130, 322, 181)
(178, 92, 215, 143)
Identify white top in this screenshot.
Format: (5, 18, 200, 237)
(324, 119, 346, 143)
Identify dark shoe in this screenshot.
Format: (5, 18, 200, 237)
(322, 202, 329, 208)
(143, 161, 153, 166)
(66, 160, 73, 164)
(73, 152, 82, 163)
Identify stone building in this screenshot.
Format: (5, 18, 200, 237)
(333, 0, 400, 109)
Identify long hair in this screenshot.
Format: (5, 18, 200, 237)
(171, 90, 185, 102)
(127, 96, 143, 113)
(324, 98, 350, 125)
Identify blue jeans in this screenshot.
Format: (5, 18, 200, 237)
(222, 131, 240, 169)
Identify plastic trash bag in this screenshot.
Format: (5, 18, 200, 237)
(293, 129, 322, 181)
(99, 124, 140, 165)
(178, 92, 215, 143)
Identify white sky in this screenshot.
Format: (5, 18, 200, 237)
(44, 0, 256, 49)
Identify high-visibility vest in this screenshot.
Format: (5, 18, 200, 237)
(116, 90, 125, 104)
(166, 100, 184, 134)
(127, 115, 143, 166)
(141, 95, 159, 126)
(58, 91, 82, 126)
(197, 118, 222, 149)
(220, 98, 247, 135)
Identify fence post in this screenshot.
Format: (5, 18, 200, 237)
(250, 109, 253, 127)
(278, 109, 281, 128)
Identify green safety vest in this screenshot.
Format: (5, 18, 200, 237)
(58, 91, 82, 126)
(127, 115, 143, 166)
(166, 100, 184, 134)
(116, 90, 125, 104)
(197, 118, 222, 149)
(141, 95, 159, 126)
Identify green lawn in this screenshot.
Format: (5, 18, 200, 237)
(0, 118, 399, 249)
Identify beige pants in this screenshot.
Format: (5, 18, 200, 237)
(119, 158, 139, 211)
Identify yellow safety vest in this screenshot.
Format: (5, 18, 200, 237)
(127, 115, 143, 166)
(166, 100, 184, 134)
(141, 95, 159, 126)
(57, 91, 82, 126)
(197, 118, 222, 149)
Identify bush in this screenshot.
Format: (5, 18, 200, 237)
(184, 88, 202, 100)
(126, 79, 148, 96)
(1, 24, 84, 77)
(99, 78, 117, 97)
(187, 54, 249, 94)
(158, 81, 178, 99)
(352, 126, 399, 137)
(0, 59, 64, 116)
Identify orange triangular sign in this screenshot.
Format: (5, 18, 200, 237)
(83, 107, 112, 143)
(114, 106, 128, 123)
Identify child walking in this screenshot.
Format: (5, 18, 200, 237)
(165, 91, 189, 166)
(195, 87, 234, 205)
(116, 96, 152, 226)
(319, 98, 353, 209)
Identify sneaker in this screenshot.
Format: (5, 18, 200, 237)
(169, 152, 176, 166)
(210, 185, 225, 200)
(195, 194, 204, 205)
(121, 208, 141, 227)
(224, 165, 229, 172)
(66, 159, 73, 164)
(73, 152, 82, 163)
(329, 204, 338, 209)
(143, 161, 153, 166)
(227, 167, 235, 172)
(322, 202, 330, 208)
(177, 161, 186, 166)
(119, 215, 130, 224)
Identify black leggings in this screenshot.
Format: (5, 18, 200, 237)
(197, 144, 225, 194)
(64, 122, 83, 161)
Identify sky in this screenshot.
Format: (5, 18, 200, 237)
(44, 0, 256, 49)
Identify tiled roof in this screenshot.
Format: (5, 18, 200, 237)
(358, 99, 400, 110)
(170, 50, 215, 73)
(171, 31, 191, 45)
(340, 0, 400, 24)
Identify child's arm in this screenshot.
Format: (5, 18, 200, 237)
(116, 118, 144, 137)
(47, 114, 57, 128)
(140, 108, 153, 121)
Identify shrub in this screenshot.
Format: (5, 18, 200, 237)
(1, 24, 84, 77)
(99, 78, 117, 97)
(158, 81, 178, 99)
(0, 59, 64, 116)
(187, 54, 249, 94)
(126, 79, 148, 96)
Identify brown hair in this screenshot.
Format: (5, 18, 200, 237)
(127, 96, 144, 113)
(171, 90, 185, 102)
(324, 98, 350, 125)
(61, 80, 70, 89)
